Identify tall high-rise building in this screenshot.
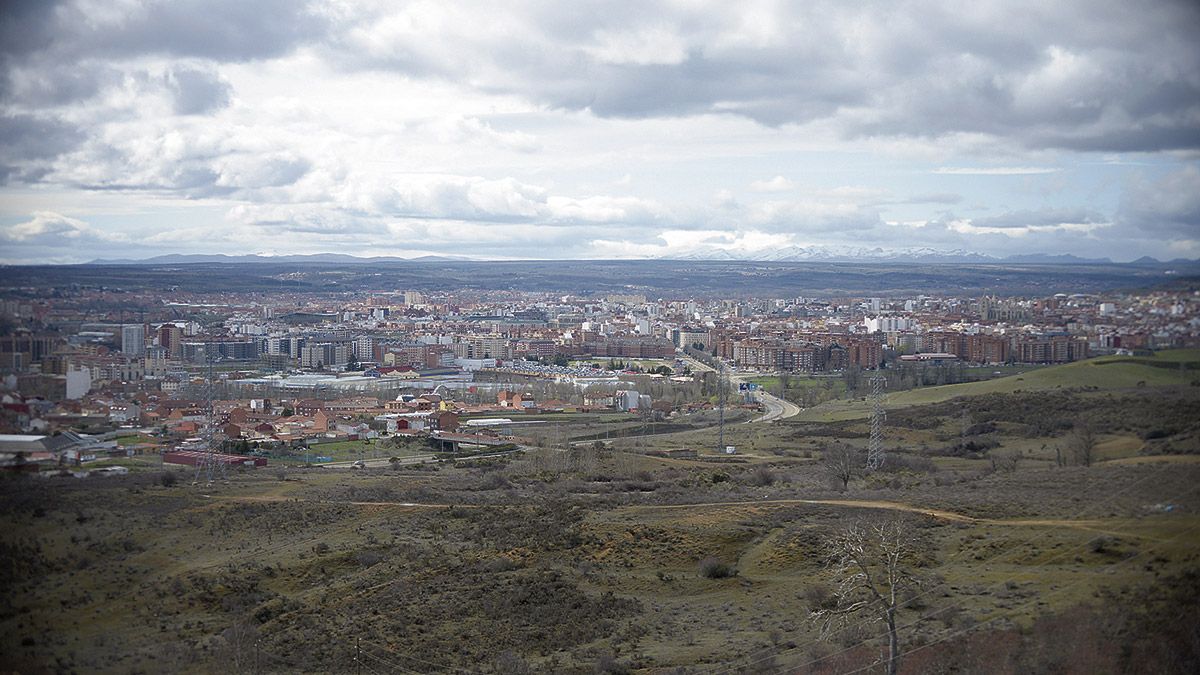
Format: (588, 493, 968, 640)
(121, 324, 145, 357)
(157, 324, 183, 358)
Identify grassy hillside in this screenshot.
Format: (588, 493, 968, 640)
(4, 453, 1198, 674)
(795, 351, 1199, 421)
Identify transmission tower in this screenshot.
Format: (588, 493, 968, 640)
(716, 361, 727, 453)
(865, 374, 886, 470)
(194, 341, 227, 485)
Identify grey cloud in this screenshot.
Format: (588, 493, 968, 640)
(0, 113, 83, 159)
(6, 1, 1197, 154)
(1116, 165, 1200, 236)
(166, 67, 231, 115)
(3, 0, 326, 64)
(971, 207, 1107, 229)
(0, 60, 122, 107)
(1, 1, 326, 112)
(334, 1, 1200, 151)
(0, 113, 83, 183)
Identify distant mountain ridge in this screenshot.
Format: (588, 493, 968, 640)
(87, 253, 477, 264)
(82, 249, 1196, 265)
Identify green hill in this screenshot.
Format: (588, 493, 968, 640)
(795, 350, 1199, 421)
(889, 350, 1199, 406)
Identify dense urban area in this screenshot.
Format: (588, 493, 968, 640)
(2, 262, 1199, 673)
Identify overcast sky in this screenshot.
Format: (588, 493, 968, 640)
(1, 0, 1198, 263)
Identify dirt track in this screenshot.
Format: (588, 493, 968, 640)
(199, 493, 1113, 530)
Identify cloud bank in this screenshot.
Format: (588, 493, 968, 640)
(1, 0, 1197, 262)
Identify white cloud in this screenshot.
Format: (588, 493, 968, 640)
(748, 175, 794, 192)
(932, 166, 1061, 175)
(1, 212, 91, 241)
(0, 211, 129, 245)
(0, 1, 1197, 262)
(584, 26, 689, 66)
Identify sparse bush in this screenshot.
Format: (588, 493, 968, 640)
(495, 650, 532, 674)
(698, 557, 737, 579)
(355, 550, 386, 567)
(805, 582, 837, 611)
(747, 466, 775, 487)
(484, 556, 522, 573)
(159, 472, 177, 487)
(593, 652, 630, 674)
(478, 473, 512, 491)
(710, 472, 730, 484)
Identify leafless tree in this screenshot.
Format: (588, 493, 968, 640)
(215, 619, 259, 674)
(812, 519, 923, 675)
(1070, 423, 1097, 467)
(822, 443, 862, 491)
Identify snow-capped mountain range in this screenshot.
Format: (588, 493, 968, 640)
(660, 245, 1117, 264)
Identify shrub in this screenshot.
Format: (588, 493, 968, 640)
(355, 550, 386, 567)
(747, 466, 775, 486)
(593, 652, 630, 675)
(484, 556, 522, 573)
(478, 473, 513, 491)
(805, 582, 838, 611)
(159, 472, 177, 487)
(698, 556, 738, 579)
(495, 651, 532, 675)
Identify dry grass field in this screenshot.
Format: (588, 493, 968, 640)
(3, 354, 1200, 673)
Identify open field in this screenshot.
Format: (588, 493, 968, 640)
(3, 456, 1198, 674)
(4, 355, 1200, 673)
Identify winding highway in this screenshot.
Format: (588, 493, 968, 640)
(678, 352, 802, 423)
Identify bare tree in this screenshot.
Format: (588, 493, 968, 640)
(215, 619, 259, 674)
(1070, 422, 1097, 467)
(822, 443, 862, 491)
(812, 519, 923, 675)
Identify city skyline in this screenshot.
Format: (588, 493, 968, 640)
(2, 1, 1199, 264)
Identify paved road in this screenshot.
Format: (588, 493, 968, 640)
(676, 352, 715, 373)
(727, 372, 803, 423)
(749, 388, 802, 423)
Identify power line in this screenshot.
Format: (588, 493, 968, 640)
(361, 638, 471, 674)
(359, 647, 421, 674)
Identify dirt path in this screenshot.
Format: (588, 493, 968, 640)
(623, 497, 1113, 529)
(198, 493, 1111, 530)
(1102, 455, 1200, 466)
